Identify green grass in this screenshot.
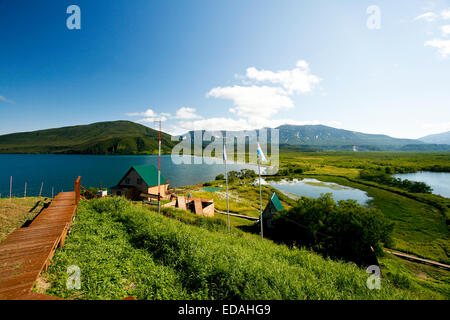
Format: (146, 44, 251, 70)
(379, 254, 449, 299)
(0, 197, 47, 242)
(42, 197, 415, 300)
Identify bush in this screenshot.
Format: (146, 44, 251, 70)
(269, 194, 394, 265)
(360, 170, 433, 194)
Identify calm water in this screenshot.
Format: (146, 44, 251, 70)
(0, 154, 258, 198)
(393, 172, 450, 198)
(262, 178, 372, 205)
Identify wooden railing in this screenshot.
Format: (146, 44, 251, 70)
(74, 176, 81, 205)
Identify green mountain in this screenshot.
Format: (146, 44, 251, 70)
(0, 121, 176, 154)
(276, 124, 426, 150)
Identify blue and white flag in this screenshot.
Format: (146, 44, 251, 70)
(223, 143, 227, 163)
(257, 143, 267, 163)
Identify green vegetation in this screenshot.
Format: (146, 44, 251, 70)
(379, 254, 449, 299)
(0, 121, 175, 154)
(277, 124, 424, 149)
(268, 195, 394, 265)
(42, 197, 415, 300)
(360, 169, 432, 194)
(215, 169, 257, 182)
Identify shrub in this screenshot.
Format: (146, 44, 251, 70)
(360, 170, 433, 194)
(269, 195, 394, 265)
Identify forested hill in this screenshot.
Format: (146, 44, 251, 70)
(0, 121, 176, 154)
(277, 125, 422, 148)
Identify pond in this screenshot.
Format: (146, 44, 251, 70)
(261, 178, 372, 205)
(0, 154, 258, 198)
(393, 171, 450, 198)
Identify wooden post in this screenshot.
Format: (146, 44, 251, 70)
(9, 176, 12, 201)
(74, 176, 81, 204)
(24, 182, 27, 198)
(39, 181, 44, 198)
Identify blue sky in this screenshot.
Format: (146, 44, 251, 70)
(0, 0, 449, 138)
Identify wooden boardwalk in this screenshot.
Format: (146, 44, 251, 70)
(0, 177, 80, 300)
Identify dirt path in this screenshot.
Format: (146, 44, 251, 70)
(384, 249, 450, 270)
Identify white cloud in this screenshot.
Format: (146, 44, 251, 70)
(207, 85, 294, 119)
(133, 60, 326, 134)
(137, 116, 168, 123)
(245, 60, 321, 94)
(0, 95, 14, 103)
(425, 38, 450, 57)
(174, 107, 202, 120)
(126, 108, 157, 117)
(442, 25, 450, 36)
(177, 117, 253, 132)
(442, 9, 450, 19)
(414, 12, 438, 22)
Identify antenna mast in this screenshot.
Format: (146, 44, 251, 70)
(158, 119, 161, 214)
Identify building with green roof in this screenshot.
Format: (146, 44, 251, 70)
(110, 164, 170, 200)
(262, 192, 285, 228)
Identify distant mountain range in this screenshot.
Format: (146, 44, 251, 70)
(0, 121, 175, 154)
(276, 125, 422, 150)
(0, 121, 449, 154)
(419, 131, 450, 145)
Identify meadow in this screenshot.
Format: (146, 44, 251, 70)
(0, 197, 47, 242)
(40, 197, 415, 300)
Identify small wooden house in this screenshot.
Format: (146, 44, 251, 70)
(111, 165, 170, 200)
(163, 195, 215, 217)
(262, 192, 284, 228)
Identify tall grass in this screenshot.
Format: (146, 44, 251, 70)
(42, 197, 415, 300)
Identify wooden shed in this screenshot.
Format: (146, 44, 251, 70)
(111, 164, 170, 200)
(262, 192, 284, 228)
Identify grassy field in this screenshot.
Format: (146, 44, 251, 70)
(0, 197, 47, 242)
(41, 197, 417, 300)
(173, 151, 449, 299)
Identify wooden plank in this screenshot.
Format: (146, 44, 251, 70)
(0, 282, 35, 300)
(12, 292, 64, 300)
(0, 187, 80, 300)
(193, 199, 203, 215)
(177, 196, 187, 210)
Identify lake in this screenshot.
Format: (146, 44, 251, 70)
(393, 171, 450, 198)
(262, 178, 372, 205)
(0, 154, 258, 198)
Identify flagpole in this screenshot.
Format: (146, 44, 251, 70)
(224, 136, 230, 233)
(258, 156, 263, 239)
(158, 119, 161, 215)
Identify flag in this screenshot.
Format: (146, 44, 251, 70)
(223, 143, 227, 163)
(257, 143, 267, 163)
(223, 139, 230, 233)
